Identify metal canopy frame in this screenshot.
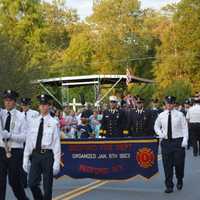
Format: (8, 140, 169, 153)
(33, 74, 154, 86)
(33, 74, 154, 108)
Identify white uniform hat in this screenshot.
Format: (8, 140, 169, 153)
(109, 96, 118, 102)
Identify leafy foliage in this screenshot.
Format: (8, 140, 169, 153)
(0, 0, 199, 105)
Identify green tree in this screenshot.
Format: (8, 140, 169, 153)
(154, 0, 200, 97)
(86, 0, 159, 77)
(0, 0, 78, 98)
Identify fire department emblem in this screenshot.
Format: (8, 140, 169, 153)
(136, 147, 155, 169)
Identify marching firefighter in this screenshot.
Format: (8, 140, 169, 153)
(154, 96, 188, 193)
(0, 90, 29, 200)
(23, 94, 61, 200)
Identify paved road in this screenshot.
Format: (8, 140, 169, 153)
(6, 149, 200, 200)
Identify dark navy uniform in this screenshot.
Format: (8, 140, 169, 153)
(128, 98, 152, 137)
(128, 109, 152, 137)
(100, 109, 128, 138)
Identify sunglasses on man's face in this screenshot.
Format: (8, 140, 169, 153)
(110, 101, 117, 103)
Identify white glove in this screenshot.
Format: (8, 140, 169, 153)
(53, 167, 60, 176)
(1, 130, 11, 140)
(53, 162, 60, 176)
(23, 162, 31, 173)
(157, 131, 166, 139)
(181, 138, 188, 148)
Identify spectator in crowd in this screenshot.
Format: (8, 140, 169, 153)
(89, 110, 102, 138)
(77, 117, 93, 139)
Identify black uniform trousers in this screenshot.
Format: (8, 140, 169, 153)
(0, 147, 29, 200)
(28, 150, 54, 200)
(161, 138, 185, 189)
(189, 123, 200, 156)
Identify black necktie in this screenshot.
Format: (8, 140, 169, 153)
(36, 118, 44, 151)
(167, 111, 172, 140)
(5, 112, 11, 132)
(25, 112, 27, 120)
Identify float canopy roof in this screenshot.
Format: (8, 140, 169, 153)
(33, 74, 154, 88)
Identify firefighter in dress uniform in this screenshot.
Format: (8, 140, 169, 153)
(20, 97, 39, 188)
(20, 98, 39, 121)
(154, 96, 188, 193)
(0, 90, 29, 200)
(128, 98, 152, 137)
(23, 94, 61, 200)
(100, 96, 128, 138)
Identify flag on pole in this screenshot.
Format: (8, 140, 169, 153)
(126, 68, 132, 85)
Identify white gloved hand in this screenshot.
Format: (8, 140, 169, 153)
(53, 161, 60, 176)
(157, 131, 166, 139)
(181, 138, 188, 148)
(1, 130, 11, 140)
(53, 167, 60, 176)
(23, 162, 31, 173)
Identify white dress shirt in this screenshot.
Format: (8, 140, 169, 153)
(136, 109, 144, 114)
(186, 104, 200, 123)
(22, 109, 39, 121)
(154, 109, 188, 144)
(22, 109, 39, 130)
(0, 108, 27, 148)
(23, 114, 61, 172)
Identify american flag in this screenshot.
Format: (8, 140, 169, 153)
(126, 68, 132, 85)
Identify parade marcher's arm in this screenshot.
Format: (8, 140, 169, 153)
(0, 110, 10, 139)
(52, 125, 61, 176)
(185, 110, 190, 123)
(0, 110, 5, 140)
(1, 115, 27, 142)
(23, 134, 32, 173)
(9, 118, 27, 143)
(181, 114, 189, 147)
(154, 115, 166, 139)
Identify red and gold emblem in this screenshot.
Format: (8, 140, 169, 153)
(136, 147, 155, 169)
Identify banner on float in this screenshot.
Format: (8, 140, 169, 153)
(57, 137, 159, 180)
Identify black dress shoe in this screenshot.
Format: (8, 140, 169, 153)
(165, 188, 173, 193)
(177, 180, 183, 190)
(177, 183, 183, 190)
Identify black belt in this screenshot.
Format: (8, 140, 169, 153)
(163, 137, 183, 142)
(32, 149, 52, 154)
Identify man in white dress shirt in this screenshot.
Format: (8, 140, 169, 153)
(20, 97, 39, 188)
(20, 97, 39, 122)
(23, 94, 61, 200)
(0, 90, 29, 200)
(154, 96, 188, 193)
(186, 97, 200, 156)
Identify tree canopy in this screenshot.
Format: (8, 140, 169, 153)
(0, 0, 199, 103)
